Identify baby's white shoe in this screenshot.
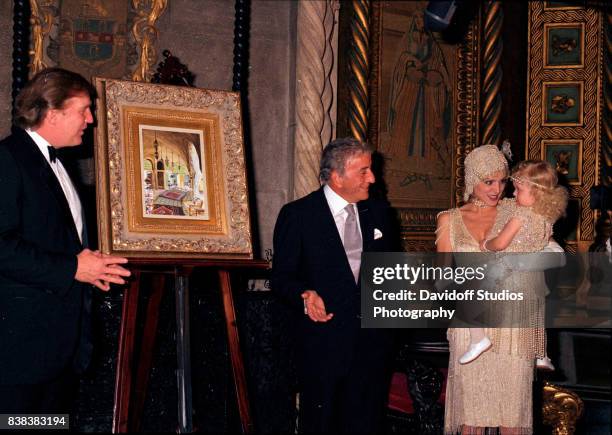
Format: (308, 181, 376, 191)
(536, 357, 555, 371)
(459, 337, 492, 364)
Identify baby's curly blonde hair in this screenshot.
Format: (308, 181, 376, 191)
(511, 160, 568, 223)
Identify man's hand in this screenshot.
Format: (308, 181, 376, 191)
(301, 290, 333, 323)
(76, 249, 130, 291)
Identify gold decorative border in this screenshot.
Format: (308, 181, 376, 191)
(541, 138, 584, 185)
(541, 80, 584, 126)
(29, 0, 168, 80)
(29, 0, 53, 74)
(543, 22, 585, 69)
(526, 2, 602, 245)
(368, 2, 481, 250)
(122, 108, 226, 235)
(94, 78, 252, 258)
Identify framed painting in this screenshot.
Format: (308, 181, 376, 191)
(544, 23, 584, 68)
(542, 139, 583, 184)
(368, 0, 481, 250)
(542, 81, 584, 126)
(94, 78, 252, 259)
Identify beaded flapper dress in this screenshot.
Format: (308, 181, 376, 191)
(441, 199, 550, 435)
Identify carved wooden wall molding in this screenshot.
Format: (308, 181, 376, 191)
(293, 0, 340, 199)
(347, 0, 370, 142)
(131, 0, 168, 82)
(481, 0, 503, 146)
(526, 3, 604, 249)
(12, 0, 31, 118)
(604, 12, 611, 188)
(455, 15, 482, 207)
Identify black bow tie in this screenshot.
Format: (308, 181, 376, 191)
(48, 146, 58, 163)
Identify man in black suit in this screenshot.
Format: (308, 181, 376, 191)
(271, 138, 397, 433)
(0, 68, 131, 413)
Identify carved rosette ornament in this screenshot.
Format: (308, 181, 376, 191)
(293, 0, 340, 199)
(542, 381, 584, 435)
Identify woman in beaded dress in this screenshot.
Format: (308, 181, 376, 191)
(436, 146, 565, 434)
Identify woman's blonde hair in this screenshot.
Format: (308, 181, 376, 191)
(511, 160, 568, 223)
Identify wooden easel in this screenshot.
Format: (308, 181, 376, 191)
(111, 258, 269, 433)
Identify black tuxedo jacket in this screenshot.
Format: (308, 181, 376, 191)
(0, 128, 92, 385)
(271, 187, 398, 375)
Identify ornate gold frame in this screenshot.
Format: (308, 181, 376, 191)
(94, 78, 252, 259)
(122, 107, 226, 236)
(368, 1, 482, 251)
(29, 0, 168, 81)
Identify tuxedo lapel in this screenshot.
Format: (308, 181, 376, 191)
(312, 189, 366, 284)
(312, 189, 346, 255)
(18, 131, 82, 248)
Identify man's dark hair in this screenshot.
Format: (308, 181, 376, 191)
(319, 137, 373, 183)
(14, 67, 96, 129)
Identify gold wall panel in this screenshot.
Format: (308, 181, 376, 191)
(526, 3, 604, 250)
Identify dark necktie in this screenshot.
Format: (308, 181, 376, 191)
(48, 146, 58, 163)
(343, 204, 362, 283)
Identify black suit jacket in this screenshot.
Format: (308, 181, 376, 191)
(271, 187, 397, 375)
(0, 128, 92, 385)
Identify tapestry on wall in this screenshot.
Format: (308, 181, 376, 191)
(30, 0, 167, 81)
(368, 0, 481, 251)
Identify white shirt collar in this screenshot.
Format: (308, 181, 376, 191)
(323, 184, 354, 217)
(26, 129, 54, 163)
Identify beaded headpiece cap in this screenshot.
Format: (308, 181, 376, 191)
(463, 144, 509, 201)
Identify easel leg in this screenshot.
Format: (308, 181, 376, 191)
(175, 272, 193, 433)
(113, 269, 141, 433)
(131, 274, 167, 432)
(218, 269, 253, 434)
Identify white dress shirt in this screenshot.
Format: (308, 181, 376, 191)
(323, 184, 363, 245)
(27, 129, 84, 243)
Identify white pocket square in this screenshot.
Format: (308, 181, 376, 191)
(374, 228, 383, 240)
